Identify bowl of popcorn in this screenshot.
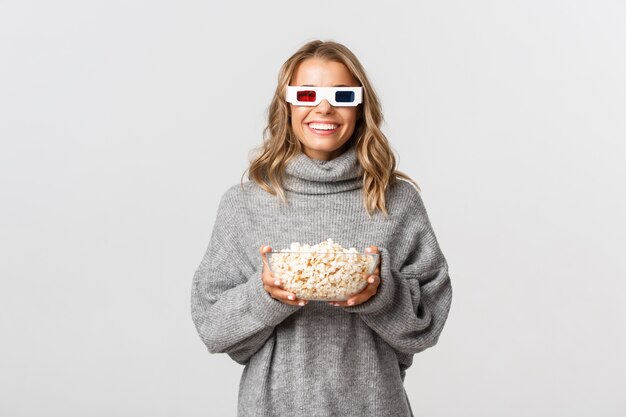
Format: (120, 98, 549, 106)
(266, 239, 379, 301)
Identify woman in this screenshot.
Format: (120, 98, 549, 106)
(191, 39, 453, 417)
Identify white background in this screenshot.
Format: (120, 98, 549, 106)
(1, 1, 625, 416)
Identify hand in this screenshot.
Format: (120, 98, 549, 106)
(328, 245, 381, 308)
(260, 245, 308, 307)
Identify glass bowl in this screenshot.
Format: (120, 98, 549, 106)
(266, 250, 380, 301)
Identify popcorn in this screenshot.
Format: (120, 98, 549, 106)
(268, 239, 377, 301)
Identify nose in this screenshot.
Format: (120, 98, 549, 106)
(315, 99, 334, 113)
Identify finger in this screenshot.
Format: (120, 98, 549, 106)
(264, 286, 301, 306)
(364, 246, 381, 275)
(331, 275, 380, 307)
(344, 288, 374, 307)
(264, 285, 308, 306)
(368, 274, 381, 289)
(360, 272, 380, 287)
(259, 244, 271, 263)
(364, 245, 379, 254)
(331, 293, 366, 307)
(261, 270, 280, 286)
(265, 288, 303, 306)
(259, 244, 273, 272)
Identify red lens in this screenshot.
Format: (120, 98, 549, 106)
(296, 90, 316, 102)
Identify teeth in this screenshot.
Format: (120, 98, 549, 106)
(309, 123, 338, 131)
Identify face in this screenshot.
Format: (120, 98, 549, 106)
(289, 58, 361, 161)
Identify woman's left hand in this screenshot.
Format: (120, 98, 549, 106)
(328, 245, 381, 307)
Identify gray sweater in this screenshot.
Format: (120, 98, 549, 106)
(191, 145, 453, 417)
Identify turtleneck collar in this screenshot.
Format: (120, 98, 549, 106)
(283, 145, 364, 195)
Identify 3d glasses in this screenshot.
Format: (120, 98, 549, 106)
(285, 86, 363, 107)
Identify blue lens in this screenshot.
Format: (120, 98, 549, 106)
(335, 91, 355, 103)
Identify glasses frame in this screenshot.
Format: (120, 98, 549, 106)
(285, 86, 363, 107)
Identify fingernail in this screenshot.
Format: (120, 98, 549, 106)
(298, 301, 305, 306)
(288, 295, 295, 300)
(274, 280, 280, 286)
(348, 300, 355, 306)
(365, 247, 372, 253)
(368, 277, 375, 283)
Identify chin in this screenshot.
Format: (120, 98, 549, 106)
(303, 139, 340, 150)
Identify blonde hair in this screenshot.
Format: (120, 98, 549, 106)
(243, 39, 420, 217)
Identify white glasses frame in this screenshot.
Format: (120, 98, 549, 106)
(285, 86, 363, 107)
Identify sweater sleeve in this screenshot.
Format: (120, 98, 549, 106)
(190, 188, 302, 365)
(344, 192, 453, 355)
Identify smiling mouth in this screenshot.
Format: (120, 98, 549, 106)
(307, 122, 340, 134)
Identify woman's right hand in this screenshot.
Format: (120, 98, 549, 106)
(260, 245, 308, 307)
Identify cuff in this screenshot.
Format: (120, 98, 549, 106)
(247, 268, 302, 327)
(342, 246, 397, 315)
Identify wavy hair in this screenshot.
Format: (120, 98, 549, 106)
(243, 39, 420, 217)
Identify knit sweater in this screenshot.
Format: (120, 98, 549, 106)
(191, 145, 453, 417)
